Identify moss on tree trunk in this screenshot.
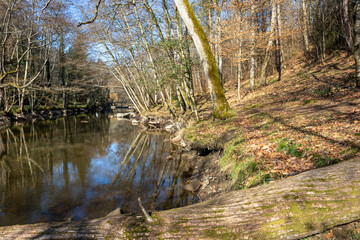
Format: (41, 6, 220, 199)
(174, 0, 231, 118)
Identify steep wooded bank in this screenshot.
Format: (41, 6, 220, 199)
(1, 158, 360, 239)
(1, 0, 359, 119)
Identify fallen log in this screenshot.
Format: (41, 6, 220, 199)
(1, 158, 360, 239)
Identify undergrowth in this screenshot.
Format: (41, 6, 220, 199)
(311, 153, 340, 168)
(276, 138, 305, 157)
(220, 135, 270, 190)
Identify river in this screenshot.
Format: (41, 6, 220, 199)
(0, 114, 196, 226)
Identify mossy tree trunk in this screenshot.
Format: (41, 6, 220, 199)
(3, 159, 360, 239)
(174, 0, 231, 118)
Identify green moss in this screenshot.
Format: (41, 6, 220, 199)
(261, 189, 360, 238)
(214, 108, 236, 119)
(283, 194, 299, 200)
(150, 214, 164, 226)
(301, 99, 317, 105)
(260, 204, 276, 210)
(245, 104, 259, 109)
(220, 134, 270, 189)
(182, 0, 231, 119)
(203, 227, 239, 239)
(124, 224, 149, 239)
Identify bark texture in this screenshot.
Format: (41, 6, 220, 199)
(343, 0, 353, 53)
(355, 0, 360, 88)
(174, 0, 231, 118)
(301, 0, 310, 57)
(1, 158, 360, 239)
(260, 0, 277, 85)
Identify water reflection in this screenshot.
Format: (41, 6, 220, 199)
(0, 114, 195, 226)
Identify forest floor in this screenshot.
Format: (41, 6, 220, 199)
(161, 52, 360, 239)
(181, 51, 359, 188)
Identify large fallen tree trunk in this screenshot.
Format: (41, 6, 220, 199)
(1, 158, 360, 239)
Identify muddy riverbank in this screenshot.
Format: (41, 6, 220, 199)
(115, 113, 233, 202)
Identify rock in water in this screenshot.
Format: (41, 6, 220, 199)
(132, 119, 140, 125)
(165, 124, 177, 133)
(116, 113, 131, 119)
(183, 181, 201, 192)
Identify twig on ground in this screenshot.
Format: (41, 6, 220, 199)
(138, 197, 154, 223)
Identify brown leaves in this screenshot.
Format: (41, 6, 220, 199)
(326, 229, 334, 239)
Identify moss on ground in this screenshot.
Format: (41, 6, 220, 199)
(219, 134, 270, 189)
(183, 116, 237, 150)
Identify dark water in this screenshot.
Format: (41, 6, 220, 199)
(0, 114, 195, 226)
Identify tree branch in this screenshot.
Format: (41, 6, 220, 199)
(0, 70, 17, 83)
(137, 198, 154, 223)
(0, 60, 47, 89)
(38, 0, 53, 22)
(77, 0, 102, 27)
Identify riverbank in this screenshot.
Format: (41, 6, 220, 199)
(130, 52, 360, 237)
(113, 113, 233, 201)
(0, 106, 94, 130)
(117, 52, 360, 216)
(0, 52, 359, 239)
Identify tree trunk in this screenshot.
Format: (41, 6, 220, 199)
(215, 1, 223, 85)
(354, 0, 360, 88)
(301, 0, 310, 57)
(2, 158, 360, 239)
(174, 0, 231, 118)
(276, 0, 284, 81)
(195, 68, 203, 94)
(237, 38, 243, 100)
(176, 87, 186, 113)
(59, 31, 67, 109)
(250, 3, 256, 91)
(260, 0, 277, 86)
(343, 0, 354, 53)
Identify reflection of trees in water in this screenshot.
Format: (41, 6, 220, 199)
(0, 115, 115, 225)
(108, 131, 196, 213)
(0, 115, 195, 226)
(0, 115, 112, 189)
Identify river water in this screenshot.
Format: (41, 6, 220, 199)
(0, 114, 195, 226)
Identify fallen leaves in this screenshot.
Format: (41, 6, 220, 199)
(326, 230, 334, 239)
